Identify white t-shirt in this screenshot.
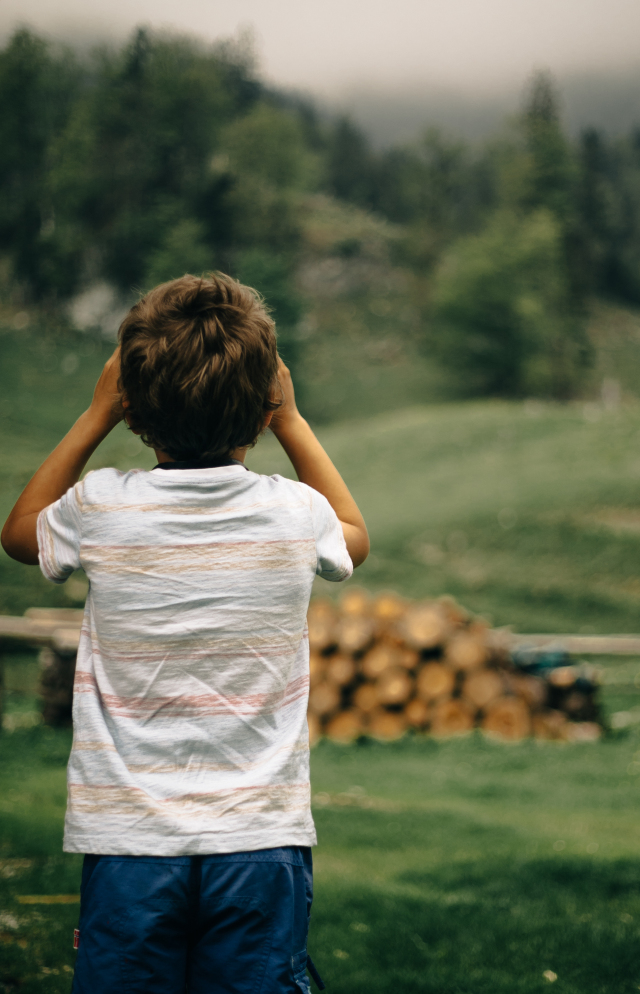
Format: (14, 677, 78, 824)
(37, 463, 352, 855)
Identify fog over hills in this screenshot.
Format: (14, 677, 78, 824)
(326, 67, 640, 147)
(1, 5, 639, 149)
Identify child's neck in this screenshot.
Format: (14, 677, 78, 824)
(153, 447, 248, 465)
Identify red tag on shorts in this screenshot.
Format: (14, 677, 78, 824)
(73, 929, 80, 950)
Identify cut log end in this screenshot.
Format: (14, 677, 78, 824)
(326, 654, 357, 687)
(353, 682, 380, 713)
(446, 633, 488, 672)
(308, 616, 337, 653)
(462, 669, 504, 709)
(367, 708, 407, 741)
(400, 603, 451, 650)
(361, 643, 404, 680)
(482, 698, 531, 741)
(564, 721, 602, 743)
(325, 709, 365, 743)
(548, 666, 578, 689)
(308, 681, 341, 718)
(404, 698, 431, 729)
(507, 673, 548, 709)
(430, 698, 475, 737)
(416, 662, 456, 702)
(375, 667, 414, 706)
(372, 591, 407, 623)
(340, 588, 371, 616)
(532, 709, 568, 740)
(337, 617, 375, 655)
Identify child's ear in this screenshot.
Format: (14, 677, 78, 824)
(263, 410, 274, 429)
(121, 396, 143, 436)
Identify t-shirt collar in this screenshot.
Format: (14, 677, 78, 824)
(153, 457, 248, 471)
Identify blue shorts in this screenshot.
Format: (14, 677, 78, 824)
(72, 846, 323, 994)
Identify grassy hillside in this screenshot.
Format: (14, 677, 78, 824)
(3, 323, 640, 631)
(249, 400, 640, 632)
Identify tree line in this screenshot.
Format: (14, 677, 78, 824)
(2, 26, 640, 397)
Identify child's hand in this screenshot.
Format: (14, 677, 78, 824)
(267, 357, 370, 567)
(2, 348, 126, 565)
(88, 348, 124, 429)
(270, 358, 301, 436)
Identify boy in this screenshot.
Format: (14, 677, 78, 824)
(1, 273, 369, 993)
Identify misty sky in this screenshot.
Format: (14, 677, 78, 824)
(2, 0, 640, 99)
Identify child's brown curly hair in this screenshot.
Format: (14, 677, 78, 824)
(118, 273, 281, 460)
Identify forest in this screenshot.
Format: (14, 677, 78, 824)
(2, 26, 640, 405)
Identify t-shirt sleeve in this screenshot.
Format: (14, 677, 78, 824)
(37, 482, 84, 584)
(303, 484, 354, 582)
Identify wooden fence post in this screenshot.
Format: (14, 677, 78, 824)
(0, 653, 4, 731)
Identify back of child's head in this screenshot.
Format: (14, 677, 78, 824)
(118, 273, 279, 460)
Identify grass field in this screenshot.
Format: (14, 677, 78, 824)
(4, 323, 640, 992)
(3, 707, 640, 994)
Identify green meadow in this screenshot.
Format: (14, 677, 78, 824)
(3, 719, 640, 994)
(3, 325, 640, 991)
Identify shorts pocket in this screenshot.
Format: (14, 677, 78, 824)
(118, 898, 186, 994)
(293, 948, 311, 994)
(192, 894, 275, 994)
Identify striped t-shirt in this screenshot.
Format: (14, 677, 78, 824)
(37, 463, 352, 855)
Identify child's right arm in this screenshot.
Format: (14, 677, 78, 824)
(1, 349, 123, 565)
(269, 359, 369, 568)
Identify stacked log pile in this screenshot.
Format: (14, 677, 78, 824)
(0, 599, 603, 739)
(29, 609, 83, 726)
(306, 590, 602, 744)
(38, 647, 77, 726)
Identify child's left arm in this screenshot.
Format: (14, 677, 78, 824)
(1, 349, 122, 565)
